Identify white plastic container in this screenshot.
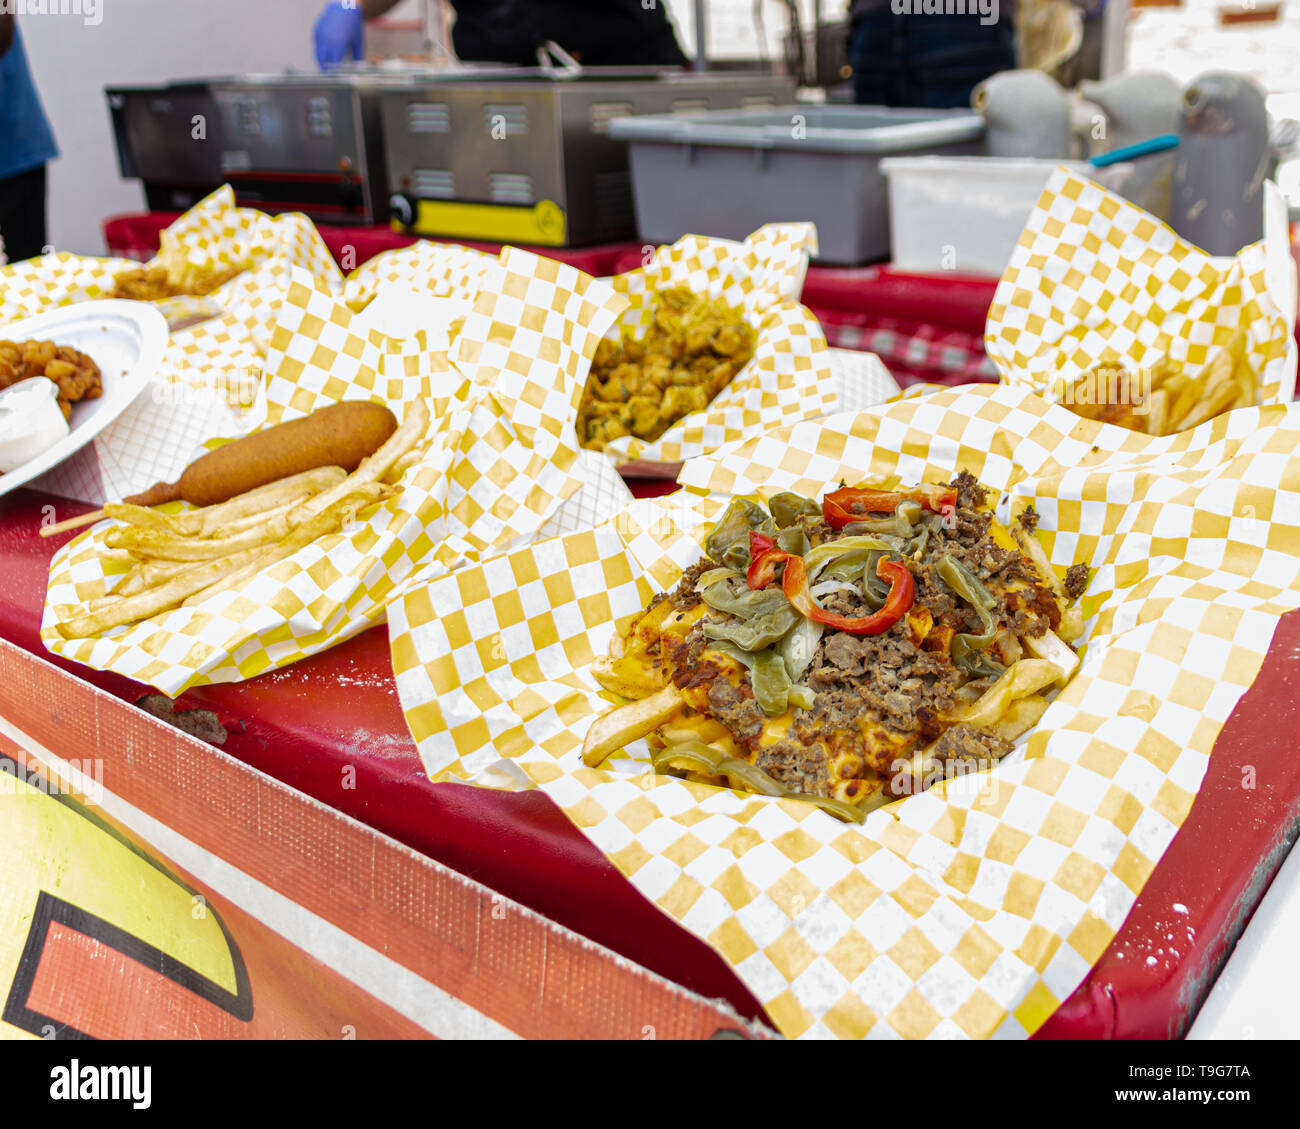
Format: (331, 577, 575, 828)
(0, 378, 69, 473)
(879, 157, 1132, 278)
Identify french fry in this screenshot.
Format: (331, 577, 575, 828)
(190, 466, 347, 536)
(986, 693, 1049, 742)
(106, 513, 295, 561)
(116, 557, 205, 598)
(1229, 329, 1257, 408)
(1165, 371, 1201, 434)
(221, 497, 303, 537)
(1174, 369, 1243, 431)
(1144, 387, 1170, 436)
(1007, 503, 1065, 601)
(180, 488, 389, 608)
(944, 658, 1060, 729)
(582, 683, 684, 767)
(382, 447, 424, 485)
(591, 654, 670, 699)
(300, 400, 430, 521)
(1057, 601, 1086, 643)
(656, 716, 741, 758)
(1021, 628, 1080, 681)
(103, 503, 188, 535)
(1147, 357, 1177, 389)
(56, 547, 264, 639)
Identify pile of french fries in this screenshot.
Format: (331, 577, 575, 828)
(1062, 329, 1257, 437)
(54, 400, 430, 641)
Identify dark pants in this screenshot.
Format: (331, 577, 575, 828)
(850, 12, 1016, 109)
(0, 164, 48, 263)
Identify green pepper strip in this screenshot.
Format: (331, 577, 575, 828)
(708, 641, 791, 716)
(803, 535, 894, 583)
(651, 742, 784, 796)
(701, 606, 801, 652)
(699, 579, 789, 620)
(768, 491, 821, 529)
(704, 497, 772, 570)
(841, 499, 925, 537)
(936, 554, 1005, 675)
(651, 743, 877, 823)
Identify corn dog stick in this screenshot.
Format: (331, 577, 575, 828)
(39, 510, 106, 538)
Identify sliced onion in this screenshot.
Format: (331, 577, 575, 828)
(788, 684, 816, 710)
(810, 579, 859, 599)
(696, 567, 740, 589)
(779, 616, 824, 683)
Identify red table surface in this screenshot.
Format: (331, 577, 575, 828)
(5, 485, 1300, 1038)
(102, 213, 641, 288)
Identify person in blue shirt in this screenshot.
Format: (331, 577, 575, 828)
(0, 14, 58, 262)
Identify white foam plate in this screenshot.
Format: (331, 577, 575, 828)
(0, 301, 168, 498)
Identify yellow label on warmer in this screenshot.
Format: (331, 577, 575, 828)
(399, 199, 567, 247)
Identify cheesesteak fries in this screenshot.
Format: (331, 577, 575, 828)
(584, 473, 1089, 821)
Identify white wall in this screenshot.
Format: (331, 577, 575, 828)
(22, 0, 336, 254)
(20, 0, 798, 255)
(665, 0, 842, 62)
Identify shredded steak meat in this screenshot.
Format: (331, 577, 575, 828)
(930, 724, 1011, 765)
(798, 632, 960, 773)
(705, 676, 765, 742)
(951, 469, 989, 513)
(753, 740, 832, 795)
(1064, 562, 1090, 600)
(672, 558, 715, 610)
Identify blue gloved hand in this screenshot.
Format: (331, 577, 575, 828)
(314, 2, 364, 70)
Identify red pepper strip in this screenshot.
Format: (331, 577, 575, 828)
(783, 555, 915, 635)
(747, 531, 915, 635)
(745, 531, 789, 590)
(822, 485, 958, 530)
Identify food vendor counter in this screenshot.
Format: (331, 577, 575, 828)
(104, 214, 998, 387)
(4, 478, 1300, 1038)
(103, 213, 1300, 393)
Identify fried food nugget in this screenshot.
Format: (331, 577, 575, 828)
(578, 287, 756, 452)
(0, 339, 102, 420)
(112, 262, 242, 301)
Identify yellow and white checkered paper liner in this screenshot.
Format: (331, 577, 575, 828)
(987, 168, 1297, 409)
(42, 250, 627, 697)
(0, 186, 341, 333)
(390, 381, 1300, 1039)
(596, 223, 836, 467)
(342, 239, 496, 311)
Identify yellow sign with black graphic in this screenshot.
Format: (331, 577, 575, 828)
(0, 760, 249, 1040)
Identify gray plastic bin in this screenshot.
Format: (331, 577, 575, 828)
(609, 105, 985, 266)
